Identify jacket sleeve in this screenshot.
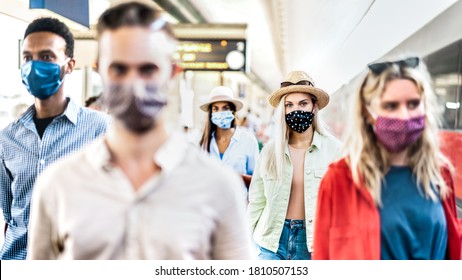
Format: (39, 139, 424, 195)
(247, 151, 266, 234)
(441, 167, 462, 260)
(312, 165, 335, 260)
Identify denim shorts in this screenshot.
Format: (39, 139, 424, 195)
(258, 219, 311, 260)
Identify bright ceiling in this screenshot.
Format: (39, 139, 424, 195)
(187, 0, 459, 94)
(9, 0, 461, 94)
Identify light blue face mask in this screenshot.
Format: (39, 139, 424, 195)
(211, 110, 235, 129)
(21, 58, 69, 100)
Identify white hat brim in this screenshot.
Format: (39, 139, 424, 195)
(200, 97, 243, 112)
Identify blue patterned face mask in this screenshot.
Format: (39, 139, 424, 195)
(21, 58, 70, 100)
(211, 110, 235, 129)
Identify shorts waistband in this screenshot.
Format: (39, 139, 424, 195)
(284, 219, 306, 229)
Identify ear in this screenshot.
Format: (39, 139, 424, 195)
(311, 102, 318, 113)
(93, 61, 99, 73)
(171, 63, 183, 78)
(66, 58, 76, 74)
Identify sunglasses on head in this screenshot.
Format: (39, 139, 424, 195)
(280, 80, 314, 88)
(367, 57, 420, 75)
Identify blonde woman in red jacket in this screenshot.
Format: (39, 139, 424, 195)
(313, 56, 461, 260)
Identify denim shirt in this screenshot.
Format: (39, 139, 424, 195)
(209, 127, 259, 175)
(0, 98, 110, 259)
(248, 131, 342, 253)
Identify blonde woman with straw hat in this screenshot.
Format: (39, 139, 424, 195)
(199, 86, 259, 188)
(313, 56, 461, 260)
(247, 71, 343, 260)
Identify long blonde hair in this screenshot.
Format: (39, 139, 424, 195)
(343, 58, 453, 205)
(263, 94, 331, 180)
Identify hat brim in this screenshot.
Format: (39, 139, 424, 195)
(200, 98, 243, 112)
(268, 85, 330, 110)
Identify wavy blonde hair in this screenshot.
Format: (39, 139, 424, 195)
(343, 58, 453, 205)
(263, 94, 332, 179)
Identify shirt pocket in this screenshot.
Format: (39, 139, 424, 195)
(261, 172, 278, 200)
(314, 169, 327, 179)
(313, 169, 327, 195)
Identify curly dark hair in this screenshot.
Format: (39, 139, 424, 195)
(84, 95, 101, 107)
(24, 17, 74, 58)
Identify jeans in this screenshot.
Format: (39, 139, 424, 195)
(258, 219, 311, 260)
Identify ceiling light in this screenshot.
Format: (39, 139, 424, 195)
(446, 102, 460, 110)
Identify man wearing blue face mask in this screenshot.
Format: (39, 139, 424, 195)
(0, 17, 110, 259)
(199, 86, 260, 188)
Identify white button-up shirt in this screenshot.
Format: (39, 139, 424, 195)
(209, 127, 259, 175)
(28, 134, 253, 260)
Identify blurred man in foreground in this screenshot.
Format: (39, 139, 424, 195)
(27, 0, 252, 260)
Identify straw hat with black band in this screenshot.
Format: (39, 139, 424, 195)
(200, 86, 244, 112)
(268, 71, 329, 109)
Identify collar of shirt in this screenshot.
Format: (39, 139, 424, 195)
(17, 97, 79, 126)
(88, 132, 188, 174)
(211, 126, 242, 143)
(284, 130, 323, 156)
(210, 127, 242, 158)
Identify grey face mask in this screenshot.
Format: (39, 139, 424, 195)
(101, 82, 168, 134)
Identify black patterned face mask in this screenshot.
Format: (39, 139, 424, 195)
(285, 110, 314, 133)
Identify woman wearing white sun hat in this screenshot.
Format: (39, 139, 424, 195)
(199, 86, 260, 188)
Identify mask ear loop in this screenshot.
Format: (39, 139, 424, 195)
(311, 102, 317, 114)
(362, 104, 377, 126)
(417, 94, 426, 116)
(61, 57, 71, 66)
(60, 57, 72, 80)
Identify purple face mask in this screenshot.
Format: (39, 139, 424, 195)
(373, 115, 425, 153)
(102, 82, 167, 134)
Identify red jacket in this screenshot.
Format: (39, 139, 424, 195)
(313, 158, 462, 260)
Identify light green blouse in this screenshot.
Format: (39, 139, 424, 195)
(247, 131, 343, 253)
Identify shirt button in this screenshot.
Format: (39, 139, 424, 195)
(307, 170, 311, 174)
(39, 159, 45, 165)
(308, 219, 313, 223)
